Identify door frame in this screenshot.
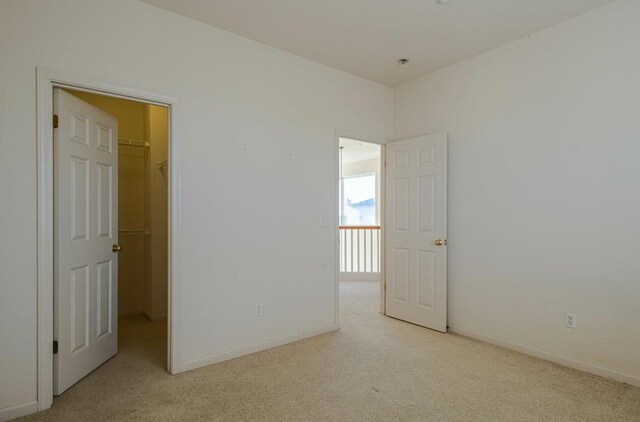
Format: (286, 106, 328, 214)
(36, 68, 182, 411)
(334, 129, 388, 317)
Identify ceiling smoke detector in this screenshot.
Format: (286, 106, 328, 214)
(436, 0, 449, 4)
(397, 58, 410, 68)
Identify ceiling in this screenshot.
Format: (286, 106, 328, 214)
(140, 0, 616, 86)
(340, 138, 381, 164)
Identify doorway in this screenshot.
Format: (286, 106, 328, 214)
(338, 136, 384, 315)
(336, 131, 449, 333)
(52, 88, 169, 395)
(36, 68, 180, 411)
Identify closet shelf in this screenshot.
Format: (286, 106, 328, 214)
(118, 138, 150, 148)
(118, 228, 151, 235)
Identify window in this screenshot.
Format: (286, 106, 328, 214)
(341, 173, 376, 225)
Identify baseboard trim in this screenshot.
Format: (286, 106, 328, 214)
(0, 400, 38, 421)
(118, 310, 143, 318)
(175, 323, 340, 374)
(142, 312, 167, 322)
(339, 272, 381, 282)
(449, 325, 640, 387)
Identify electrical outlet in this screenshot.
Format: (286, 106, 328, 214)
(565, 312, 577, 329)
(255, 302, 263, 316)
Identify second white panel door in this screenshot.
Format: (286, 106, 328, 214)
(385, 133, 447, 332)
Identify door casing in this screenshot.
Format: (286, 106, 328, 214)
(36, 68, 182, 411)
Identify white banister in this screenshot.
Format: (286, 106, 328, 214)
(339, 226, 381, 273)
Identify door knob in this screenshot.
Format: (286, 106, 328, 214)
(112, 244, 122, 253)
(434, 239, 446, 247)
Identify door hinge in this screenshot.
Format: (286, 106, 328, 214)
(53, 114, 59, 129)
(53, 340, 58, 355)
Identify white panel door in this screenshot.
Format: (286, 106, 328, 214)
(54, 89, 118, 395)
(385, 133, 447, 332)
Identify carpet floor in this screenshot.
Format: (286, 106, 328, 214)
(19, 281, 640, 421)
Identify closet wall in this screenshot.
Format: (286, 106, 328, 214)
(144, 105, 169, 320)
(68, 90, 168, 320)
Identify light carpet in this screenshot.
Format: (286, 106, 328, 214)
(19, 281, 640, 421)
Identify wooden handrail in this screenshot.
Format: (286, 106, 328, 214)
(339, 226, 381, 230)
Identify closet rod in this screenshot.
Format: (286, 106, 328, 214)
(118, 228, 151, 235)
(118, 138, 150, 148)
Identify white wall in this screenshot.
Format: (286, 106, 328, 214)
(0, 0, 393, 416)
(395, 0, 640, 385)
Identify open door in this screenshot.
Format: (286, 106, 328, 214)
(53, 89, 119, 394)
(385, 133, 447, 332)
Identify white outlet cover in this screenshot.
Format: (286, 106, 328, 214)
(565, 312, 577, 329)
